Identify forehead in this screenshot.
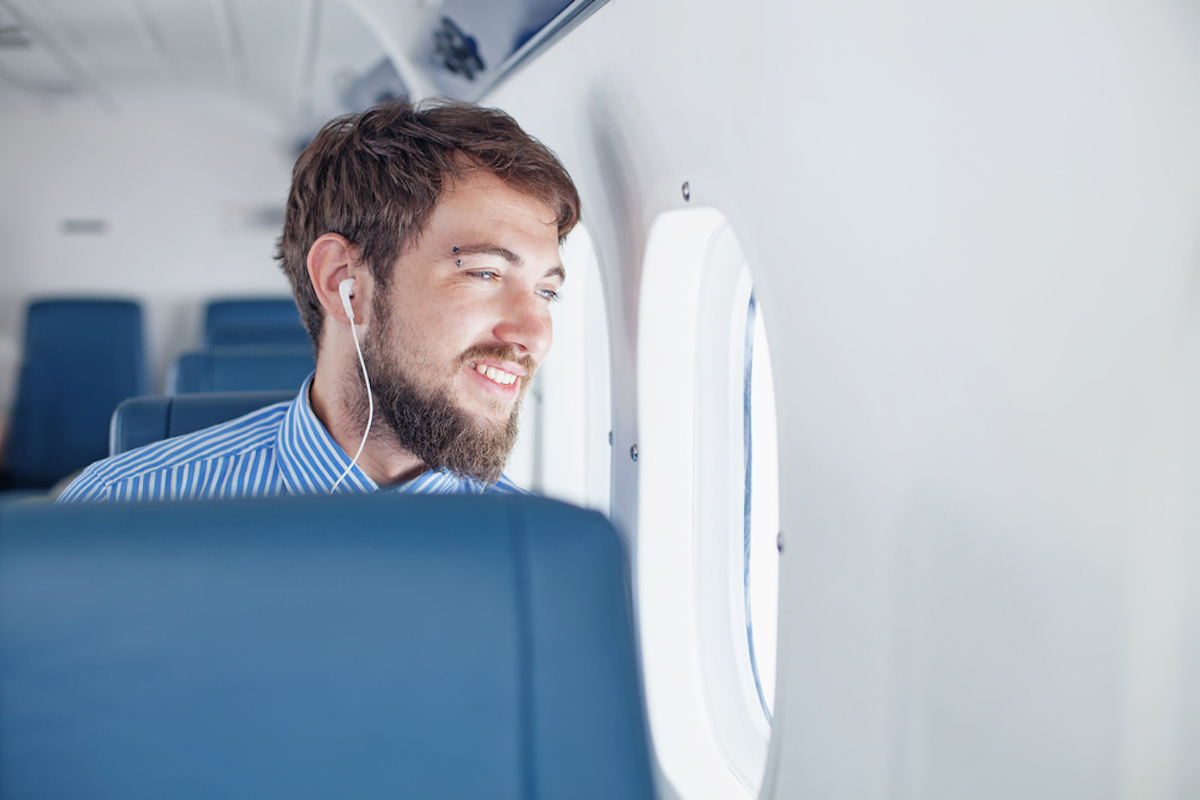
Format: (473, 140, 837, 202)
(428, 169, 559, 241)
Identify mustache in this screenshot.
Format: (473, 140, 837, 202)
(456, 344, 538, 376)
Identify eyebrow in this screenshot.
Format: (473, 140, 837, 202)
(454, 245, 566, 283)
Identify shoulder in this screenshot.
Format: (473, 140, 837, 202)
(57, 401, 290, 503)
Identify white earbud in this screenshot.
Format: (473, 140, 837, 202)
(339, 277, 356, 322)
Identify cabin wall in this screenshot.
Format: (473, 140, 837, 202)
(0, 104, 294, 414)
(476, 1, 1200, 798)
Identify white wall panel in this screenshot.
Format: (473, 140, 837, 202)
(481, 1, 1200, 798)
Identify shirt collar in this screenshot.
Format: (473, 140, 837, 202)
(276, 375, 378, 495)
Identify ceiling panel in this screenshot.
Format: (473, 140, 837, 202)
(234, 0, 305, 116)
(38, 1, 163, 84)
(140, 1, 224, 59)
(0, 0, 421, 135)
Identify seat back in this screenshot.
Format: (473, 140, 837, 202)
(0, 493, 654, 800)
(110, 390, 298, 455)
(3, 299, 145, 488)
(204, 298, 309, 349)
(169, 348, 315, 394)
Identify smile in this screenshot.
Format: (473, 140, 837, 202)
(473, 363, 519, 386)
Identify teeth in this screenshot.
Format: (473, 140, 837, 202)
(475, 363, 517, 386)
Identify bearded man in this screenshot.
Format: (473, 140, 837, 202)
(59, 100, 579, 502)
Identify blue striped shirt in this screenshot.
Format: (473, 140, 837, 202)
(57, 378, 527, 503)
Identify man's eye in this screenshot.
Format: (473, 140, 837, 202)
(537, 288, 561, 302)
(468, 271, 498, 281)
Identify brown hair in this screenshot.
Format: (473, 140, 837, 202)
(276, 99, 581, 346)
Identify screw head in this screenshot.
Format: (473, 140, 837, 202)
(681, 181, 690, 201)
(630, 444, 638, 462)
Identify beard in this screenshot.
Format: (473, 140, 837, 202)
(350, 300, 535, 485)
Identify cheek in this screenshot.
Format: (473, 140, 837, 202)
(398, 285, 509, 354)
(433, 305, 482, 345)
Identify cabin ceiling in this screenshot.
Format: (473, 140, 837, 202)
(0, 0, 416, 135)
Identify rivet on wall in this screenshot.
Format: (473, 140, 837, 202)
(60, 219, 108, 235)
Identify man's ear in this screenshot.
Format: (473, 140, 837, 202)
(307, 233, 369, 326)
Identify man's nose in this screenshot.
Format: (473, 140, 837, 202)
(493, 291, 552, 358)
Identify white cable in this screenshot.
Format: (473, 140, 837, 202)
(331, 318, 373, 493)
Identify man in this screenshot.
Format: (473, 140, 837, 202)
(59, 99, 580, 502)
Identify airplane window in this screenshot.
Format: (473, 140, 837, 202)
(506, 224, 611, 513)
(637, 208, 776, 799)
(744, 293, 779, 720)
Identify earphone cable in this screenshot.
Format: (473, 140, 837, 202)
(331, 320, 373, 492)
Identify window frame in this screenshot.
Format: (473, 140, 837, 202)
(636, 208, 774, 799)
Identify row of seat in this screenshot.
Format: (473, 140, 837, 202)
(3, 299, 145, 490)
(0, 472, 654, 799)
(169, 347, 314, 395)
(2, 297, 311, 492)
(171, 298, 313, 394)
(112, 390, 297, 455)
(170, 297, 314, 394)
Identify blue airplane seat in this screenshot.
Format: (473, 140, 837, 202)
(168, 347, 315, 394)
(0, 493, 654, 800)
(2, 299, 146, 489)
(204, 298, 310, 349)
(110, 390, 298, 455)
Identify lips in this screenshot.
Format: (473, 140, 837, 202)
(459, 347, 537, 404)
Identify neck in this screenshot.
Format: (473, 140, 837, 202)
(309, 354, 427, 487)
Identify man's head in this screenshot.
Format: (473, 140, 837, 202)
(354, 166, 566, 482)
(277, 99, 580, 346)
(277, 99, 580, 483)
